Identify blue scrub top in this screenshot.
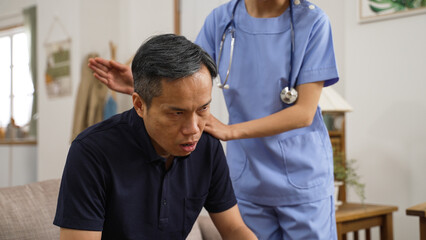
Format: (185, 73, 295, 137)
(196, 0, 339, 205)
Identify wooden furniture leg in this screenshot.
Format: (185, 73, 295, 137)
(380, 213, 393, 240)
(421, 217, 426, 240)
(354, 231, 359, 240)
(365, 228, 371, 240)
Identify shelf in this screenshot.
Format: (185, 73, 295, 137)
(329, 131, 343, 137)
(0, 139, 37, 145)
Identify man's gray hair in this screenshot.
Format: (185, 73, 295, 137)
(132, 34, 217, 108)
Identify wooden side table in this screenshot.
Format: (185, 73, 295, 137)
(335, 202, 398, 240)
(406, 202, 426, 240)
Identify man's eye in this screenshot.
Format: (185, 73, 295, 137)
(197, 107, 209, 116)
(199, 106, 209, 112)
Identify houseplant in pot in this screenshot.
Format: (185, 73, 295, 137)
(333, 151, 366, 209)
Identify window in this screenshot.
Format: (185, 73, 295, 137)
(0, 26, 35, 141)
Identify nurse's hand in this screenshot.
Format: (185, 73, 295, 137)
(204, 115, 234, 141)
(88, 57, 134, 95)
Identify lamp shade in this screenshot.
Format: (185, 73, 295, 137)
(319, 87, 353, 112)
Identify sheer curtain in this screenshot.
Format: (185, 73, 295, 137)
(23, 6, 37, 138)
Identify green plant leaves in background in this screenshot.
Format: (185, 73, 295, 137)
(334, 152, 366, 203)
(369, 0, 426, 13)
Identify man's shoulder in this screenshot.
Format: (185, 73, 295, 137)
(74, 109, 133, 142)
(189, 132, 225, 162)
(199, 132, 221, 148)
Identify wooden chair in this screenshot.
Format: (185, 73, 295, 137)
(406, 202, 426, 240)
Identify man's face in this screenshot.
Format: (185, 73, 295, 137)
(133, 65, 212, 159)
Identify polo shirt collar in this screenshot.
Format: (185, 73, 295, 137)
(128, 108, 164, 163)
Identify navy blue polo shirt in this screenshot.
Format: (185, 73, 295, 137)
(53, 108, 237, 239)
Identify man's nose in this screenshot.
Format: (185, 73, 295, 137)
(182, 114, 201, 135)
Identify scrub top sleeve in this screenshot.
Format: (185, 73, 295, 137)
(53, 140, 107, 231)
(298, 15, 339, 87)
(204, 139, 237, 213)
(195, 10, 217, 60)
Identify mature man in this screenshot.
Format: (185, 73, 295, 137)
(54, 34, 256, 240)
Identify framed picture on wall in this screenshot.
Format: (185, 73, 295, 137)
(359, 0, 426, 23)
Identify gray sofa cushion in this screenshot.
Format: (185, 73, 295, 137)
(0, 179, 61, 240)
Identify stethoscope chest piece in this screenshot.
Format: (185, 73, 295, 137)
(280, 87, 298, 104)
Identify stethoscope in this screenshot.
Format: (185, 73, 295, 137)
(216, 0, 298, 104)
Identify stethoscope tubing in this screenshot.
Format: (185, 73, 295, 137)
(217, 0, 298, 104)
(217, 29, 235, 89)
(217, 1, 239, 89)
(289, 0, 295, 88)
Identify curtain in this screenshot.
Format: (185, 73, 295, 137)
(23, 6, 37, 138)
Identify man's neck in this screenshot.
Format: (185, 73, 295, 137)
(244, 0, 289, 18)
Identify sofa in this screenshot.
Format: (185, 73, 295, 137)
(0, 179, 221, 240)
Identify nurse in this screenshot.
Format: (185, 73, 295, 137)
(89, 0, 339, 239)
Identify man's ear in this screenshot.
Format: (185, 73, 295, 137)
(132, 92, 145, 118)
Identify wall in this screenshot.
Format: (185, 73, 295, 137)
(344, 1, 426, 240)
(0, 145, 37, 187)
(115, 0, 175, 112)
(37, 0, 173, 181)
(36, 0, 81, 181)
(0, 0, 35, 27)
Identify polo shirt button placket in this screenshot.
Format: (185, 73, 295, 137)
(159, 198, 169, 229)
(159, 168, 170, 230)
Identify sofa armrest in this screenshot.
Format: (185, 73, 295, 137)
(0, 179, 61, 240)
(197, 215, 221, 240)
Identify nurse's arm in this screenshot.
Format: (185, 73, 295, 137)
(209, 204, 257, 240)
(59, 228, 101, 240)
(205, 81, 324, 140)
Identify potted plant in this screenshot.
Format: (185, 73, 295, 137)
(333, 151, 366, 209)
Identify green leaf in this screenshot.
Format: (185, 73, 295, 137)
(333, 151, 366, 203)
(369, 0, 408, 12)
(370, 5, 393, 13)
(369, 0, 391, 3)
